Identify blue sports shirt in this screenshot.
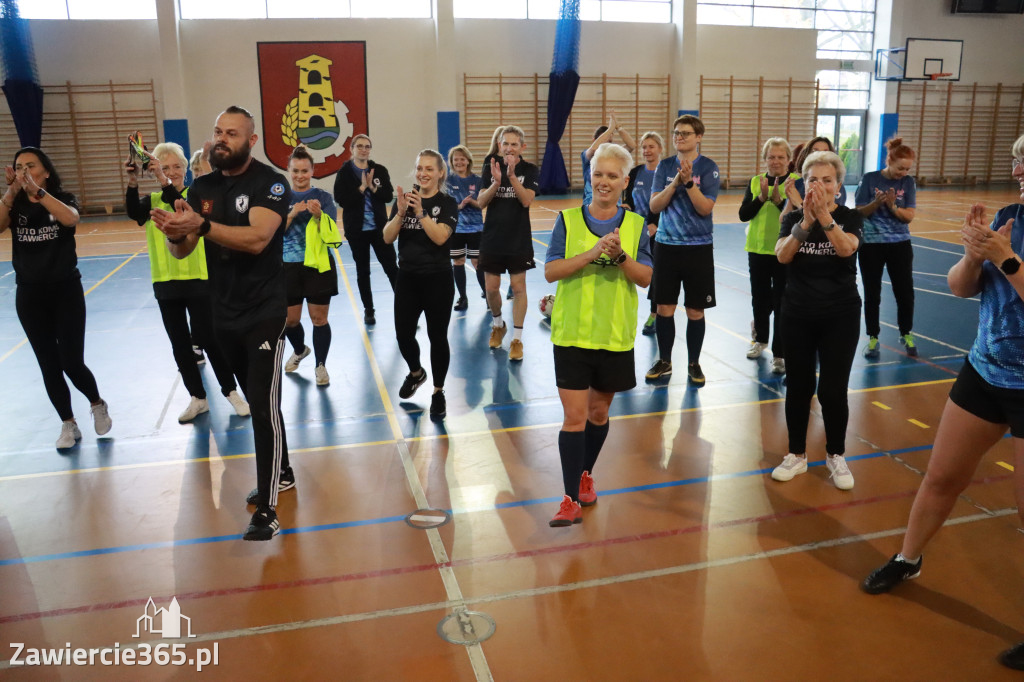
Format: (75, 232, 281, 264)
(651, 155, 720, 246)
(445, 173, 484, 233)
(283, 187, 337, 263)
(855, 171, 917, 244)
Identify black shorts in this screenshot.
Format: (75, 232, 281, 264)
(450, 232, 482, 259)
(478, 251, 536, 275)
(553, 344, 636, 393)
(284, 260, 338, 307)
(949, 359, 1024, 438)
(653, 243, 716, 309)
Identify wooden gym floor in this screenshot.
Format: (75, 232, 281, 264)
(0, 186, 1022, 680)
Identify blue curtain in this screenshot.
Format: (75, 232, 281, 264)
(538, 0, 581, 195)
(1, 1, 43, 148)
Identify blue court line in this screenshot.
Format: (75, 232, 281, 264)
(0, 442, 961, 567)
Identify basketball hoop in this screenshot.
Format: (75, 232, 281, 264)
(928, 72, 953, 80)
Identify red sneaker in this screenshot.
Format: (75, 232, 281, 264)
(578, 471, 597, 506)
(549, 495, 582, 527)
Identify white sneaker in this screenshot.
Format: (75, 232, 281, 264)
(90, 399, 112, 436)
(226, 390, 250, 417)
(771, 357, 786, 374)
(826, 454, 855, 490)
(771, 453, 807, 482)
(315, 364, 330, 386)
(178, 397, 209, 423)
(284, 345, 311, 372)
(746, 342, 768, 359)
(56, 420, 81, 449)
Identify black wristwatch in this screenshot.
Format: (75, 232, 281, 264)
(198, 218, 212, 237)
(35, 188, 46, 200)
(614, 251, 627, 265)
(683, 179, 694, 189)
(1000, 256, 1022, 276)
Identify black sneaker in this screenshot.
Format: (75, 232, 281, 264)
(364, 309, 376, 325)
(399, 368, 427, 399)
(645, 359, 672, 380)
(243, 505, 280, 541)
(687, 362, 706, 386)
(245, 467, 296, 505)
(861, 553, 922, 594)
(429, 390, 446, 420)
(454, 296, 468, 311)
(999, 641, 1024, 671)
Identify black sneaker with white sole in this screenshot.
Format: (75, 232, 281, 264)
(645, 359, 672, 380)
(687, 362, 706, 386)
(861, 553, 922, 594)
(246, 467, 296, 505)
(429, 390, 446, 420)
(399, 369, 427, 399)
(243, 505, 280, 541)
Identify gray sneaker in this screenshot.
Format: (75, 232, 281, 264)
(56, 420, 81, 449)
(91, 400, 112, 436)
(771, 453, 807, 481)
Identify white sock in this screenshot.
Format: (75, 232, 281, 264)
(896, 553, 919, 564)
(513, 326, 523, 342)
(492, 315, 504, 329)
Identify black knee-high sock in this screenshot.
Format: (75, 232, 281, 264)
(475, 266, 486, 293)
(284, 323, 305, 353)
(686, 317, 705, 364)
(583, 420, 609, 474)
(558, 430, 586, 500)
(313, 323, 331, 366)
(655, 314, 675, 361)
(453, 264, 467, 299)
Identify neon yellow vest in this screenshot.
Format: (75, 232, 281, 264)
(145, 189, 208, 283)
(744, 172, 799, 255)
(550, 208, 644, 352)
(303, 212, 343, 273)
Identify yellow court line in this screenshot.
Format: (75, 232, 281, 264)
(907, 419, 931, 429)
(0, 248, 144, 364)
(872, 401, 892, 410)
(997, 461, 1015, 472)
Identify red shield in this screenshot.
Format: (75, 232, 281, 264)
(257, 41, 368, 179)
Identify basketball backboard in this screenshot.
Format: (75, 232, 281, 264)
(903, 38, 963, 80)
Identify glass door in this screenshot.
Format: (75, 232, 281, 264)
(816, 109, 866, 188)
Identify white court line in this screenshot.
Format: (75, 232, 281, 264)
(879, 321, 970, 353)
(4, 506, 1007, 669)
(912, 242, 965, 256)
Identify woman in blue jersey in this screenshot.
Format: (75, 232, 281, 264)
(281, 146, 340, 387)
(126, 143, 248, 423)
(739, 137, 799, 375)
(446, 145, 484, 310)
(856, 137, 918, 358)
(624, 131, 663, 336)
(862, 135, 1024, 671)
(544, 143, 653, 527)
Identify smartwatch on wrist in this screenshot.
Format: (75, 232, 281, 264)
(614, 251, 627, 265)
(683, 179, 695, 190)
(1000, 256, 1022, 276)
(198, 219, 211, 237)
(35, 188, 46, 200)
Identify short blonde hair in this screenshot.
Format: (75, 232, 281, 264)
(591, 143, 632, 179)
(762, 137, 791, 160)
(189, 149, 204, 174)
(152, 142, 187, 167)
(1011, 134, 1024, 159)
(448, 145, 473, 171)
(802, 150, 846, 187)
(350, 134, 372, 151)
(639, 131, 664, 151)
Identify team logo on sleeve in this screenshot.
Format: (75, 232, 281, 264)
(235, 195, 249, 213)
(257, 42, 368, 179)
(270, 182, 286, 197)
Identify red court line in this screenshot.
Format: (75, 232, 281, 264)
(1, 473, 1011, 626)
(880, 343, 959, 376)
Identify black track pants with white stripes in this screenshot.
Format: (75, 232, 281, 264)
(214, 316, 290, 507)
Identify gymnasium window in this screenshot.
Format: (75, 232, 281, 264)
(178, 0, 432, 19)
(454, 0, 673, 23)
(696, 1, 876, 60)
(16, 0, 157, 19)
(816, 69, 870, 109)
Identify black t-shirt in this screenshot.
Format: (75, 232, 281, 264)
(480, 158, 539, 257)
(186, 159, 291, 328)
(9, 191, 80, 286)
(779, 204, 863, 318)
(389, 192, 457, 274)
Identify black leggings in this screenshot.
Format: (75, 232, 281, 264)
(214, 317, 289, 507)
(748, 252, 787, 356)
(394, 270, 454, 388)
(16, 277, 101, 421)
(157, 296, 237, 399)
(346, 229, 398, 312)
(783, 311, 859, 456)
(858, 240, 914, 337)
